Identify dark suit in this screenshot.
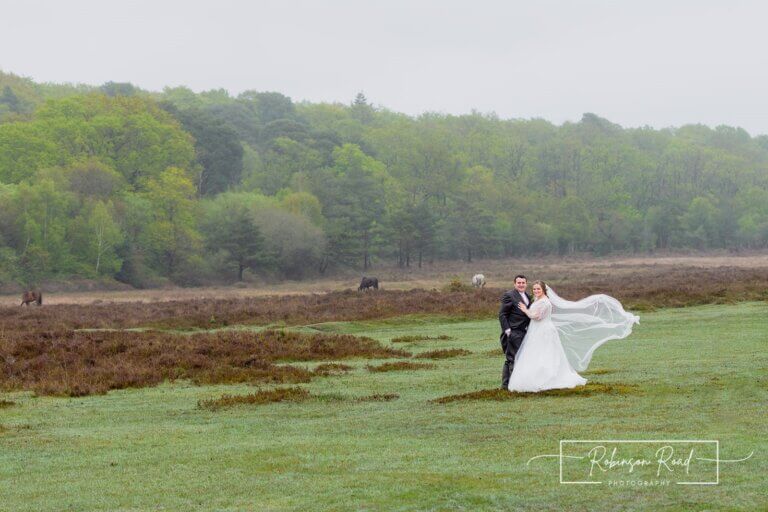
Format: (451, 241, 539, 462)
(498, 289, 532, 388)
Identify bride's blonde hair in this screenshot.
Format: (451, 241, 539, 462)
(532, 280, 548, 298)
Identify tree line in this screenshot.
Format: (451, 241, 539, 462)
(1, 70, 767, 287)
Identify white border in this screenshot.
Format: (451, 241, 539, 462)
(559, 439, 719, 485)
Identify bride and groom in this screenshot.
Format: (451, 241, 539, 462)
(499, 274, 639, 392)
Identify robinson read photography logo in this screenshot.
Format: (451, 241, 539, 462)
(527, 440, 754, 487)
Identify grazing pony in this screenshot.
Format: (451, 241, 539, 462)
(471, 274, 486, 288)
(358, 276, 379, 291)
(21, 290, 43, 306)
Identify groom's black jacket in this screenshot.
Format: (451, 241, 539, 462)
(499, 289, 532, 334)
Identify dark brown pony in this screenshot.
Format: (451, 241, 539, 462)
(358, 277, 379, 291)
(21, 290, 42, 306)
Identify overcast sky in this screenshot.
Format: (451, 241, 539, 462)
(2, 0, 767, 134)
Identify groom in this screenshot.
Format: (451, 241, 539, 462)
(499, 274, 532, 389)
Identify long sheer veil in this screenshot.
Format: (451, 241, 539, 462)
(546, 285, 640, 371)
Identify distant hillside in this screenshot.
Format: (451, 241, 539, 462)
(1, 70, 767, 288)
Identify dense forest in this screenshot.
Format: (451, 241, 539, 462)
(1, 70, 767, 287)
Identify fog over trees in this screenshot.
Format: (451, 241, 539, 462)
(1, 70, 767, 286)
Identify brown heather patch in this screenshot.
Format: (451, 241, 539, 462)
(0, 399, 15, 408)
(432, 382, 639, 404)
(2, 265, 768, 332)
(0, 329, 407, 397)
(199, 389, 400, 411)
(414, 349, 472, 359)
(391, 334, 454, 343)
(366, 361, 436, 373)
(0, 289, 498, 332)
(443, 279, 473, 292)
(356, 393, 399, 402)
(191, 365, 313, 386)
(198, 387, 310, 411)
(312, 363, 354, 376)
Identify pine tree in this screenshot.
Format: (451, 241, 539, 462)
(0, 86, 21, 113)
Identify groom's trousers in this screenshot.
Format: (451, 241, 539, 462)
(500, 329, 526, 388)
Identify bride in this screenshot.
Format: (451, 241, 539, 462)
(507, 280, 639, 393)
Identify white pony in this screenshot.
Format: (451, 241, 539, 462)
(471, 274, 486, 288)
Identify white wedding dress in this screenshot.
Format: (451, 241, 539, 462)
(507, 286, 639, 393)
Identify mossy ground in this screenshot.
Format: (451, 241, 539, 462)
(1, 302, 766, 511)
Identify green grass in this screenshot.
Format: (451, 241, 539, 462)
(1, 302, 767, 511)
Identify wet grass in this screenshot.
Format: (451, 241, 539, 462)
(312, 363, 354, 376)
(1, 302, 766, 511)
(582, 367, 616, 376)
(391, 334, 454, 343)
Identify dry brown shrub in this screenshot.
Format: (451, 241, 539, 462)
(414, 349, 472, 359)
(191, 365, 313, 386)
(432, 382, 639, 403)
(198, 387, 310, 411)
(2, 265, 766, 332)
(0, 289, 498, 332)
(0, 329, 407, 396)
(356, 393, 399, 402)
(443, 279, 472, 292)
(366, 361, 436, 373)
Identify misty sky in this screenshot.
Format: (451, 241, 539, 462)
(2, 0, 767, 135)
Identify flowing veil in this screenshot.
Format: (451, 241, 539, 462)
(545, 285, 640, 371)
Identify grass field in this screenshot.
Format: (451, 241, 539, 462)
(1, 301, 766, 511)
